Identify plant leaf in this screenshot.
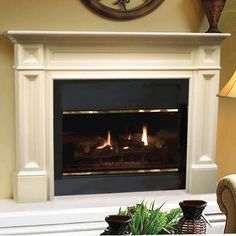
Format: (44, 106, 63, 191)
(116, 201, 181, 235)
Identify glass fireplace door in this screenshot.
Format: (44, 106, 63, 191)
(63, 109, 179, 176)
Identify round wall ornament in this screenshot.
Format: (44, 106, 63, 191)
(81, 0, 166, 20)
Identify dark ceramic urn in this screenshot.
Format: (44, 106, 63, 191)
(101, 215, 131, 235)
(202, 0, 227, 33)
(178, 200, 207, 234)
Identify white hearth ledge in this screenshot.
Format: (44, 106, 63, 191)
(0, 190, 225, 235)
(6, 31, 230, 203)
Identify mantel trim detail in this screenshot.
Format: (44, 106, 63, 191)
(7, 31, 230, 44)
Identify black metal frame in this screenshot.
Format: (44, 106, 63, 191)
(54, 79, 188, 195)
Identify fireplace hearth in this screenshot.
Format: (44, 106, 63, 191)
(54, 79, 188, 195)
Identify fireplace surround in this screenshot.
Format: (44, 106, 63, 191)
(7, 31, 229, 202)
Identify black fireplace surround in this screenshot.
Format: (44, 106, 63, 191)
(54, 79, 188, 195)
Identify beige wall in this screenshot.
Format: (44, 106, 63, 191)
(216, 0, 236, 179)
(0, 0, 235, 199)
(0, 36, 15, 199)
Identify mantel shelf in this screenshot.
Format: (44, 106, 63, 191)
(6, 31, 230, 45)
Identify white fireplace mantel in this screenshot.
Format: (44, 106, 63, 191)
(7, 31, 229, 202)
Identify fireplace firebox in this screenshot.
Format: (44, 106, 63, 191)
(54, 79, 188, 195)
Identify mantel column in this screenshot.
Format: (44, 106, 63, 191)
(187, 45, 220, 193)
(14, 43, 47, 202)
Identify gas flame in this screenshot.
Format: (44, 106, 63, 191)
(142, 125, 148, 146)
(97, 131, 113, 149)
(123, 133, 132, 150)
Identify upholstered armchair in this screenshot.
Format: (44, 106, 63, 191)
(217, 174, 236, 233)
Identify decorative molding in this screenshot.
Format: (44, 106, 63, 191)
(16, 44, 44, 69)
(6, 31, 230, 45)
(189, 164, 218, 193)
(14, 71, 47, 202)
(45, 46, 196, 71)
(16, 72, 46, 171)
(198, 46, 220, 67)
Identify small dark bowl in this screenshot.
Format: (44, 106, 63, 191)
(179, 200, 207, 220)
(105, 215, 131, 227)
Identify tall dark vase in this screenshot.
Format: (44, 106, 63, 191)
(202, 0, 227, 33)
(177, 200, 207, 234)
(101, 215, 131, 235)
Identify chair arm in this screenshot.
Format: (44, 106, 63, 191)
(217, 174, 236, 233)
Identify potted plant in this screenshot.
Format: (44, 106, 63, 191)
(101, 201, 181, 235)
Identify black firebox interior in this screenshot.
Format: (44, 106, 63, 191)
(54, 79, 188, 195)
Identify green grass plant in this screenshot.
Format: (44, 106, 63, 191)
(118, 201, 181, 235)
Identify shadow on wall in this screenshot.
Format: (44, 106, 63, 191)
(182, 0, 205, 32)
(0, 35, 15, 199)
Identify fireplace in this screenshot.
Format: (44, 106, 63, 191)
(7, 31, 229, 202)
(54, 79, 188, 195)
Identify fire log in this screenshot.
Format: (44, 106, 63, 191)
(118, 139, 144, 148)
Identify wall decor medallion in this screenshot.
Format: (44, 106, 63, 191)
(81, 0, 166, 20)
